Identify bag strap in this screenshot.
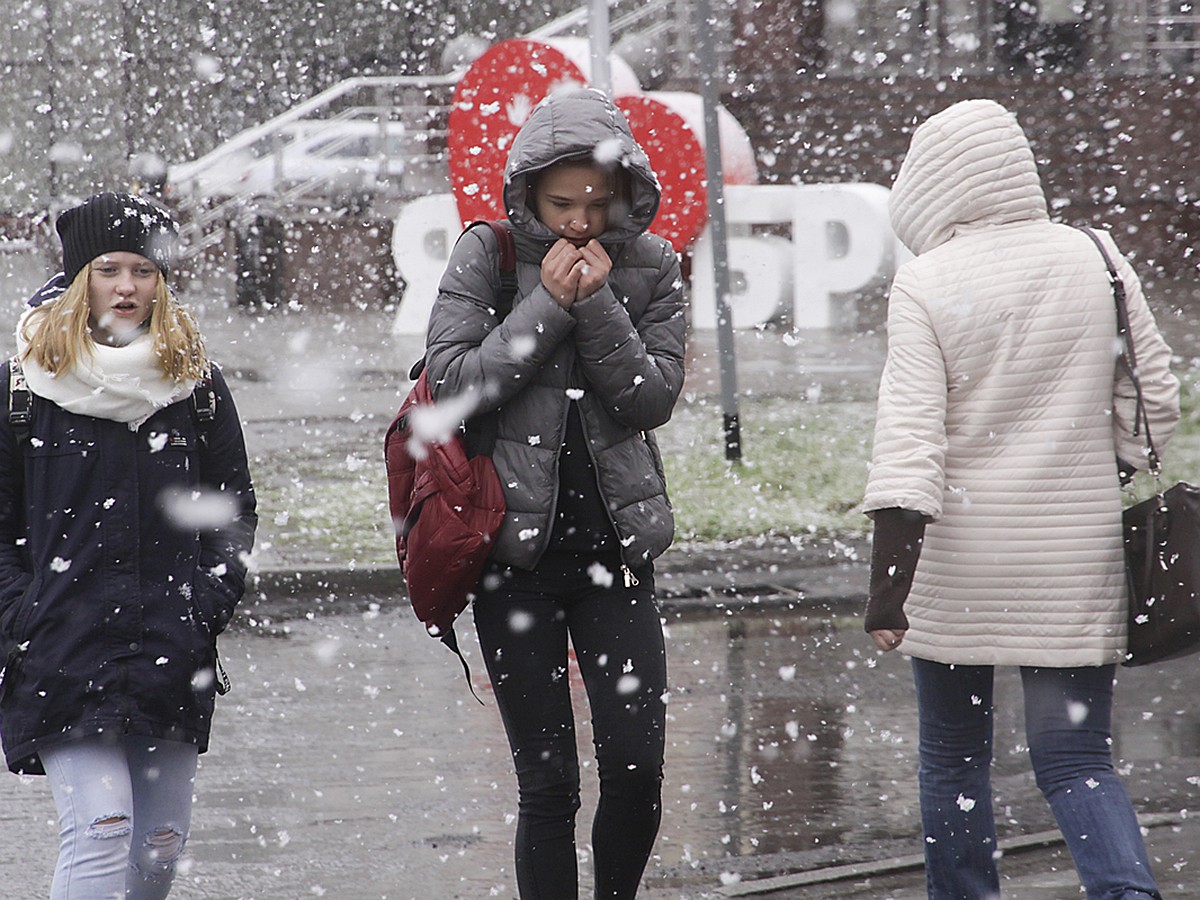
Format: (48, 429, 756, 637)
(191, 374, 217, 449)
(407, 220, 518, 382)
(441, 629, 483, 704)
(478, 219, 518, 318)
(409, 220, 516, 458)
(1075, 226, 1160, 475)
(8, 357, 31, 446)
(8, 357, 215, 451)
(457, 219, 517, 319)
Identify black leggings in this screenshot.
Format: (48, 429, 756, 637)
(473, 552, 667, 900)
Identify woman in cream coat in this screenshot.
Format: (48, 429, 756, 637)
(863, 99, 1177, 899)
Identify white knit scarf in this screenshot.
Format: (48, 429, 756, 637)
(16, 307, 195, 431)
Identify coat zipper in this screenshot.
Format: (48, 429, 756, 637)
(572, 396, 641, 588)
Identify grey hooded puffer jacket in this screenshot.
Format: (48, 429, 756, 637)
(424, 89, 687, 571)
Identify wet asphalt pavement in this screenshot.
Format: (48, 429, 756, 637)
(1, 598, 1197, 899)
(0, 264, 1198, 897)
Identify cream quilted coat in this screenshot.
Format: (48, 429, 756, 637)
(863, 99, 1180, 666)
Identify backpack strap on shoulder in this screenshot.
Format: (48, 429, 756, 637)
(8, 357, 31, 446)
(464, 219, 518, 317)
(191, 373, 217, 448)
(410, 220, 518, 385)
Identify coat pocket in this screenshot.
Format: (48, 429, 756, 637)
(192, 568, 236, 638)
(2, 577, 39, 647)
(0, 639, 27, 704)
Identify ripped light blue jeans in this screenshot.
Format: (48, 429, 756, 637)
(40, 735, 199, 900)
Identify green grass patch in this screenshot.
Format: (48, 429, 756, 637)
(249, 373, 1200, 567)
(247, 419, 393, 568)
(658, 396, 874, 541)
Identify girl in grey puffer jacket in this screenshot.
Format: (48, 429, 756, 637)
(424, 88, 686, 899)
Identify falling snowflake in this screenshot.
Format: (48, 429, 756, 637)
(508, 610, 534, 634)
(510, 334, 537, 359)
(506, 94, 534, 125)
(587, 561, 614, 587)
(593, 138, 624, 166)
(1067, 701, 1090, 725)
(161, 487, 239, 529)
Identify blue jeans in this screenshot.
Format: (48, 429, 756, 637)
(40, 735, 199, 900)
(912, 659, 1161, 900)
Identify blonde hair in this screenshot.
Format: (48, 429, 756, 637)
(20, 267, 209, 383)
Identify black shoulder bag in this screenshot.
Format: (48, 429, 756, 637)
(1078, 226, 1200, 666)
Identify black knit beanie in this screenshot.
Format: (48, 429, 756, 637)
(56, 191, 177, 283)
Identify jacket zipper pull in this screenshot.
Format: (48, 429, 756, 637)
(622, 564, 639, 588)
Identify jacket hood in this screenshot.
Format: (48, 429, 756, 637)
(888, 99, 1049, 256)
(503, 87, 661, 245)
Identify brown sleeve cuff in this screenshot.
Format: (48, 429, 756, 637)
(864, 507, 929, 633)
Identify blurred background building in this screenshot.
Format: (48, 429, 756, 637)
(1, 0, 1197, 303)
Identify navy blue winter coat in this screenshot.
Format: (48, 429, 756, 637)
(0, 356, 257, 774)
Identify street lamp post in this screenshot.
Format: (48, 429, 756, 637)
(589, 0, 612, 95)
(694, 0, 742, 461)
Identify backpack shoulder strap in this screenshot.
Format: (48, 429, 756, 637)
(464, 219, 518, 320)
(8, 357, 31, 446)
(191, 371, 217, 449)
(409, 220, 518, 383)
(7, 359, 214, 452)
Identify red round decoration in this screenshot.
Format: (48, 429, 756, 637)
(448, 39, 591, 226)
(448, 40, 758, 253)
(617, 92, 758, 252)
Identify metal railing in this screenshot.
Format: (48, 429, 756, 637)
(172, 75, 458, 261)
(170, 0, 693, 263)
(530, 0, 696, 80)
(1129, 0, 1200, 72)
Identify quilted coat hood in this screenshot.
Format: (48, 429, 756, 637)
(503, 87, 661, 245)
(888, 99, 1049, 256)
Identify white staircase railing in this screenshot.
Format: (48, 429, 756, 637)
(1129, 0, 1200, 73)
(171, 74, 458, 262)
(170, 0, 694, 263)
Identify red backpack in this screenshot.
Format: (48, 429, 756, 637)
(384, 221, 516, 669)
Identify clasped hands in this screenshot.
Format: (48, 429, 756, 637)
(542, 238, 611, 308)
